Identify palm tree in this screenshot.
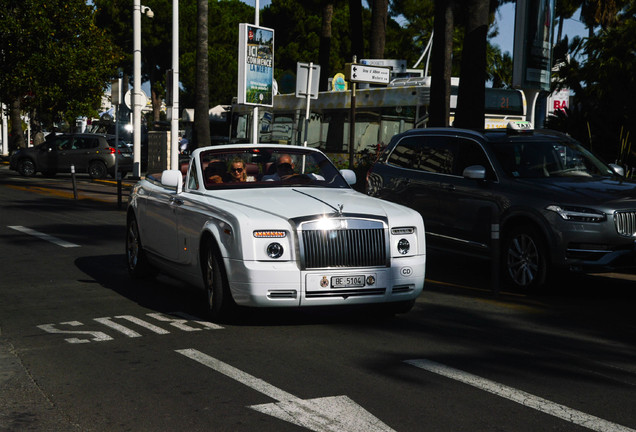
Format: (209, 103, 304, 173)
(194, 0, 210, 148)
(319, 0, 334, 91)
(429, 0, 455, 127)
(369, 0, 389, 58)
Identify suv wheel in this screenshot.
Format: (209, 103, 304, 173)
(17, 159, 36, 176)
(502, 225, 548, 291)
(88, 161, 108, 179)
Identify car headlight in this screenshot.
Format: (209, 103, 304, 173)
(546, 205, 606, 222)
(266, 242, 284, 259)
(397, 238, 410, 254)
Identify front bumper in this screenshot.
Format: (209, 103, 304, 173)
(224, 255, 426, 307)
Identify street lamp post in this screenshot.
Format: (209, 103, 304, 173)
(170, 0, 179, 170)
(133, 1, 153, 179)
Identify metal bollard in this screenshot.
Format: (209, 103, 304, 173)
(71, 164, 78, 200)
(490, 216, 500, 296)
(117, 171, 122, 209)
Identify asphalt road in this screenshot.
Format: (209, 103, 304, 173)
(1, 164, 635, 432)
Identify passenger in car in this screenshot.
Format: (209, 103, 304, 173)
(262, 154, 295, 181)
(205, 160, 226, 184)
(227, 157, 255, 182)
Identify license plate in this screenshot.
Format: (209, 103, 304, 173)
(331, 275, 365, 288)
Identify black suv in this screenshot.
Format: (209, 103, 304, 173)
(10, 133, 133, 179)
(367, 124, 636, 291)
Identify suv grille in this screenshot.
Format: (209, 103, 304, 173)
(299, 219, 388, 269)
(615, 211, 636, 237)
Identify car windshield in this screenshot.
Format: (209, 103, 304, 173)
(199, 147, 350, 190)
(491, 139, 616, 179)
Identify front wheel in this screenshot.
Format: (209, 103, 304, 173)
(126, 215, 156, 278)
(89, 161, 107, 179)
(17, 159, 36, 176)
(202, 239, 235, 322)
(502, 225, 548, 292)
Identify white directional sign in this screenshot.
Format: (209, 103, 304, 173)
(177, 348, 396, 432)
(347, 63, 391, 85)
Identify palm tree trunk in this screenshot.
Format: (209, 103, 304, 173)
(10, 98, 25, 150)
(429, 0, 454, 127)
(319, 1, 334, 91)
(194, 0, 211, 148)
(369, 0, 388, 59)
(349, 0, 364, 59)
(454, 0, 488, 129)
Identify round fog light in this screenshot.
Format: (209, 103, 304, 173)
(267, 242, 284, 258)
(397, 238, 410, 255)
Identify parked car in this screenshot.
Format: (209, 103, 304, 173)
(126, 144, 426, 321)
(9, 133, 133, 179)
(366, 122, 636, 291)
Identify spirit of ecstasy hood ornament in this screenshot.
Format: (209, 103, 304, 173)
(335, 204, 344, 217)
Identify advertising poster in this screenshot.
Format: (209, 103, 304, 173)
(512, 0, 554, 90)
(238, 23, 274, 107)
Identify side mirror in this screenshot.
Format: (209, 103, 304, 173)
(463, 165, 486, 180)
(340, 169, 357, 185)
(161, 169, 183, 193)
(609, 163, 625, 177)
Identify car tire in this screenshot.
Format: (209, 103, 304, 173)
(202, 239, 235, 322)
(126, 215, 156, 279)
(502, 225, 548, 292)
(17, 159, 36, 176)
(89, 161, 107, 179)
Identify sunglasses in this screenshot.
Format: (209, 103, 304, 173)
(231, 167, 244, 173)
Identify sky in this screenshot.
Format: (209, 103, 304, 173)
(241, 0, 589, 60)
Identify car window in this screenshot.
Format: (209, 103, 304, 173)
(74, 137, 99, 150)
(454, 138, 496, 179)
(187, 159, 199, 190)
(389, 135, 455, 175)
(50, 136, 72, 151)
(199, 147, 349, 190)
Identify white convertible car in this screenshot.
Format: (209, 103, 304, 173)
(126, 144, 425, 321)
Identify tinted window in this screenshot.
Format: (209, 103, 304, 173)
(491, 139, 615, 179)
(388, 135, 455, 174)
(74, 137, 99, 150)
(454, 138, 495, 179)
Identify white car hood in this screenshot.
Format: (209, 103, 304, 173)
(205, 187, 412, 221)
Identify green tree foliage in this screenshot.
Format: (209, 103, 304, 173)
(550, 1, 636, 164)
(0, 0, 121, 130)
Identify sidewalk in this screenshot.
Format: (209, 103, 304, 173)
(1, 159, 138, 207)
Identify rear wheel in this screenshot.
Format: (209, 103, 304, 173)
(89, 161, 107, 179)
(202, 239, 235, 322)
(502, 225, 548, 292)
(126, 215, 156, 278)
(17, 159, 36, 176)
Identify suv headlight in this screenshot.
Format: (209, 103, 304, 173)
(546, 205, 606, 222)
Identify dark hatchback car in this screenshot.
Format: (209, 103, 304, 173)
(10, 133, 133, 179)
(367, 123, 636, 291)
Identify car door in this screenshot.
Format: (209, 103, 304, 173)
(384, 135, 452, 239)
(37, 136, 72, 173)
(69, 136, 100, 172)
(436, 137, 498, 255)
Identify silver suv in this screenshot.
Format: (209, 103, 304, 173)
(10, 133, 133, 179)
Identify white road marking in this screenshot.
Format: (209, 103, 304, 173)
(114, 315, 171, 334)
(37, 321, 113, 344)
(9, 225, 80, 248)
(94, 317, 142, 338)
(177, 348, 395, 432)
(405, 359, 636, 432)
(147, 312, 223, 331)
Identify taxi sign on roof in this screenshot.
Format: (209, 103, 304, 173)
(506, 120, 534, 132)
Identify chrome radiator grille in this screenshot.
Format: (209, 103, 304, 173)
(615, 211, 636, 237)
(298, 218, 388, 269)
